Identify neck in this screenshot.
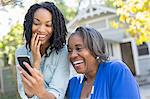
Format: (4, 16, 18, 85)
(40, 43, 50, 56)
(85, 62, 99, 83)
(85, 73, 96, 83)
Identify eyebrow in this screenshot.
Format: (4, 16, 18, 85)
(75, 44, 83, 47)
(33, 18, 52, 23)
(67, 44, 82, 48)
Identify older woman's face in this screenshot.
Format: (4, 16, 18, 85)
(68, 34, 98, 74)
(32, 8, 53, 45)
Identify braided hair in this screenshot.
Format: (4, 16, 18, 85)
(23, 2, 67, 54)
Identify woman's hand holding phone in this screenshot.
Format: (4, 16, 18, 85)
(31, 33, 41, 69)
(18, 62, 46, 98)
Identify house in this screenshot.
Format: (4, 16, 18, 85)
(67, 0, 150, 76)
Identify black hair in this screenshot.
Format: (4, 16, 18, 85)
(23, 2, 67, 54)
(69, 26, 108, 63)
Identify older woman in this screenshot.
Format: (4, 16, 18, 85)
(66, 26, 141, 99)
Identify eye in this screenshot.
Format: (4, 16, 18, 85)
(33, 21, 40, 25)
(76, 47, 83, 52)
(46, 24, 52, 27)
(67, 48, 72, 53)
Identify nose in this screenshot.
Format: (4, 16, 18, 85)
(70, 50, 78, 59)
(37, 25, 46, 33)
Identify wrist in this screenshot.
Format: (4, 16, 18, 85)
(38, 90, 56, 99)
(33, 62, 40, 69)
(38, 89, 47, 99)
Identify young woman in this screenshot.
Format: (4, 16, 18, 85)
(15, 2, 70, 99)
(66, 26, 141, 99)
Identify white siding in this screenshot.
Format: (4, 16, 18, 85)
(105, 41, 121, 60)
(138, 55, 150, 75)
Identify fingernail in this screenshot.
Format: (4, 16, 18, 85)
(16, 65, 20, 67)
(23, 61, 26, 65)
(17, 65, 21, 70)
(19, 71, 22, 74)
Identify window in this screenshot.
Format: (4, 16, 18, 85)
(137, 42, 149, 56)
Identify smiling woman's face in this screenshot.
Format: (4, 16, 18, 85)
(32, 8, 53, 45)
(68, 34, 98, 74)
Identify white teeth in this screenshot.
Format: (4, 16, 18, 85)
(73, 60, 84, 65)
(39, 35, 46, 38)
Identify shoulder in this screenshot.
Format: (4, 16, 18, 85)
(100, 60, 132, 79)
(54, 45, 68, 58)
(51, 45, 68, 55)
(46, 45, 68, 65)
(104, 60, 130, 72)
(58, 45, 68, 54)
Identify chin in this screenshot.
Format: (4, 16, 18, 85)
(40, 40, 48, 45)
(76, 70, 84, 74)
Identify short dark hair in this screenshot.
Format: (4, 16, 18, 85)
(69, 26, 108, 63)
(23, 2, 67, 54)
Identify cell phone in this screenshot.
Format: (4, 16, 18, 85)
(17, 55, 32, 76)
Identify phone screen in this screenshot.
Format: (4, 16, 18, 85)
(17, 56, 32, 76)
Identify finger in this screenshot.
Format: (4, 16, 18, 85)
(34, 35, 40, 48)
(20, 72, 32, 88)
(17, 65, 26, 75)
(23, 62, 35, 76)
(31, 33, 37, 47)
(19, 65, 38, 87)
(23, 62, 41, 80)
(37, 41, 41, 52)
(17, 65, 22, 71)
(17, 65, 35, 88)
(27, 68, 43, 83)
(22, 63, 42, 86)
(34, 68, 43, 77)
(17, 65, 32, 79)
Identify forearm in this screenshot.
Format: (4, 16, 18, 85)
(33, 62, 40, 69)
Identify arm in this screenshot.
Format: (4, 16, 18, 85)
(16, 34, 56, 98)
(110, 61, 141, 99)
(15, 47, 34, 99)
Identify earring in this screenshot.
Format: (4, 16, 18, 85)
(96, 56, 99, 60)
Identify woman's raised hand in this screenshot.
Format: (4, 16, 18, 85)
(31, 33, 42, 69)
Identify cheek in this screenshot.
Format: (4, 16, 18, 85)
(47, 32, 53, 39)
(83, 53, 95, 64)
(47, 28, 53, 36)
(32, 25, 38, 34)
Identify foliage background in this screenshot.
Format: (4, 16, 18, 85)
(112, 0, 150, 45)
(0, 0, 78, 66)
